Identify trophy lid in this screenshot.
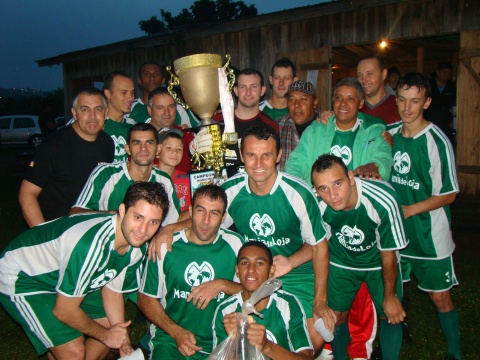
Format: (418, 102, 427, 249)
(173, 54, 222, 75)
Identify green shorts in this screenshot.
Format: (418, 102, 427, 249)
(280, 272, 314, 318)
(0, 291, 105, 355)
(400, 257, 411, 283)
(327, 264, 402, 317)
(150, 329, 209, 360)
(403, 256, 459, 292)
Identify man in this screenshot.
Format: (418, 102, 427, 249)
(277, 80, 318, 171)
(311, 154, 407, 360)
(0, 182, 169, 359)
(147, 87, 194, 173)
(71, 123, 180, 226)
(424, 62, 456, 145)
(103, 71, 135, 162)
(213, 241, 314, 360)
(18, 86, 114, 227)
(385, 66, 401, 96)
(388, 72, 461, 360)
(357, 55, 400, 125)
(38, 100, 57, 137)
(259, 57, 298, 121)
(138, 185, 244, 359)
(220, 124, 329, 354)
(285, 77, 392, 187)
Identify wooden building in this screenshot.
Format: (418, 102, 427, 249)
(38, 0, 480, 195)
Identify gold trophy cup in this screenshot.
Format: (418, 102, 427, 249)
(167, 54, 237, 182)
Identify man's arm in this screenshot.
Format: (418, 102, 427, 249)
(70, 207, 116, 215)
(147, 215, 192, 261)
(53, 293, 130, 350)
(402, 193, 456, 220)
(359, 123, 393, 180)
(137, 293, 202, 357)
(312, 240, 336, 332)
(380, 250, 405, 324)
(273, 243, 313, 278)
(187, 279, 242, 310)
(18, 179, 44, 227)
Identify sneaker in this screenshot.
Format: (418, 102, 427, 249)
(316, 348, 334, 360)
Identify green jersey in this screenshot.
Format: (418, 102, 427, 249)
(330, 120, 361, 171)
(221, 172, 326, 277)
(140, 228, 244, 353)
(388, 122, 459, 259)
(213, 290, 313, 354)
(104, 118, 132, 162)
(319, 178, 407, 271)
(128, 98, 150, 124)
(259, 100, 289, 121)
(0, 213, 146, 297)
(73, 161, 180, 225)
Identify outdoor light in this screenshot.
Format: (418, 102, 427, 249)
(380, 40, 387, 48)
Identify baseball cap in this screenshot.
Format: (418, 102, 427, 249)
(285, 80, 316, 97)
(158, 127, 184, 143)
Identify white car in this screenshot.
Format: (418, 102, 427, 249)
(0, 115, 43, 147)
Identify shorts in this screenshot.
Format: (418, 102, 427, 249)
(280, 272, 314, 318)
(400, 257, 411, 283)
(327, 264, 402, 318)
(150, 328, 209, 360)
(403, 255, 458, 292)
(0, 291, 105, 355)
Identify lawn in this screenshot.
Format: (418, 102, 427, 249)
(0, 147, 478, 359)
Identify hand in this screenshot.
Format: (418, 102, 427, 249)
(190, 127, 213, 155)
(173, 327, 202, 357)
(147, 225, 174, 261)
(382, 131, 393, 147)
(119, 340, 134, 357)
(383, 295, 406, 324)
(272, 255, 293, 277)
(187, 280, 223, 309)
(104, 320, 131, 349)
(247, 323, 269, 352)
(223, 312, 239, 336)
(313, 301, 337, 333)
(402, 205, 415, 220)
(353, 162, 382, 180)
(317, 110, 334, 125)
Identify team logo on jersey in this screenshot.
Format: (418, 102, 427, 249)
(111, 135, 127, 157)
(184, 261, 215, 287)
(338, 225, 365, 246)
(393, 151, 411, 174)
(250, 213, 276, 237)
(90, 269, 117, 289)
(331, 145, 352, 165)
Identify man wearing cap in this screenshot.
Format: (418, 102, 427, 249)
(277, 80, 318, 171)
(71, 122, 180, 227)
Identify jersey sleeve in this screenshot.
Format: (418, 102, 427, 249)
(72, 164, 108, 210)
(429, 130, 459, 196)
(157, 172, 181, 226)
(139, 244, 167, 298)
(285, 294, 314, 353)
(212, 305, 229, 349)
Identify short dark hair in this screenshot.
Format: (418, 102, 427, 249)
(127, 123, 159, 144)
(311, 154, 348, 184)
(437, 62, 453, 71)
(334, 77, 364, 99)
(192, 185, 228, 214)
(397, 72, 432, 99)
(72, 86, 107, 109)
(103, 71, 131, 91)
(236, 68, 265, 87)
(358, 55, 386, 72)
(271, 57, 296, 77)
(148, 87, 174, 107)
(240, 124, 280, 155)
(123, 182, 169, 223)
(237, 241, 273, 266)
(387, 66, 400, 77)
(138, 61, 162, 77)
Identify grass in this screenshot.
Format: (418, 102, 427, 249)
(0, 147, 478, 359)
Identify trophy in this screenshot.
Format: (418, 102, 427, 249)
(167, 54, 237, 184)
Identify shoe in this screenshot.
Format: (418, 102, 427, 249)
(402, 321, 413, 343)
(316, 348, 334, 360)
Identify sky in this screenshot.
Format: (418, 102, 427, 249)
(0, 0, 324, 92)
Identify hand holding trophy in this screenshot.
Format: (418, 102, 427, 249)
(167, 54, 237, 185)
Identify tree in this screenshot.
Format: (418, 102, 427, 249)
(138, 0, 257, 35)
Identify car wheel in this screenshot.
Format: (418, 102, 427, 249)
(30, 135, 43, 148)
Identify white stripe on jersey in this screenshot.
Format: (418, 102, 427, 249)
(13, 295, 54, 348)
(360, 180, 407, 250)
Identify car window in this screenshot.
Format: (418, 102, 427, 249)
(0, 118, 11, 130)
(13, 117, 35, 129)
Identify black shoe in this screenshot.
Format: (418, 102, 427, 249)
(401, 321, 413, 343)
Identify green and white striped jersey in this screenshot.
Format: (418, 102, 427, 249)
(0, 213, 146, 297)
(319, 178, 407, 271)
(73, 161, 180, 226)
(104, 118, 132, 163)
(388, 121, 459, 259)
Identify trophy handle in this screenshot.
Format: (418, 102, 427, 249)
(166, 66, 189, 110)
(223, 54, 236, 92)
